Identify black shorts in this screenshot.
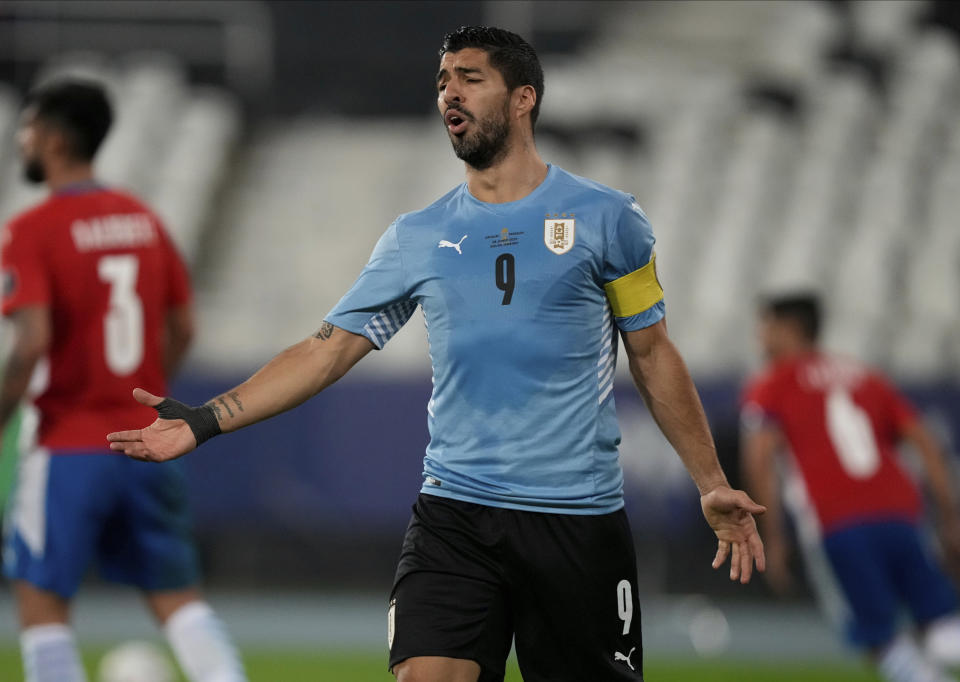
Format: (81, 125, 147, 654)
(388, 494, 644, 681)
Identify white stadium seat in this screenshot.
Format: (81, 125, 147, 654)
(6, 5, 950, 379)
(150, 88, 241, 263)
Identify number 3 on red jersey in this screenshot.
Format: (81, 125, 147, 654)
(98, 254, 144, 376)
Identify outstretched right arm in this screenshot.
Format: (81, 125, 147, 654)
(107, 322, 374, 461)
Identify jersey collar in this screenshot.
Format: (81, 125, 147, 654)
(54, 180, 105, 196)
(462, 164, 557, 213)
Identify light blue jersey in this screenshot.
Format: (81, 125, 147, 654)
(326, 165, 664, 513)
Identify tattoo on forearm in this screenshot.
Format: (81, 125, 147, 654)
(206, 392, 242, 424)
(315, 321, 335, 340)
(206, 399, 224, 422)
(228, 391, 244, 412)
(217, 397, 234, 419)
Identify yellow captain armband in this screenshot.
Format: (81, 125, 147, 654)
(604, 253, 664, 317)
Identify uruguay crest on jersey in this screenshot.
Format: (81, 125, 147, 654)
(544, 218, 575, 255)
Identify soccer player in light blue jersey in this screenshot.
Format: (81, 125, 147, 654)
(109, 26, 766, 682)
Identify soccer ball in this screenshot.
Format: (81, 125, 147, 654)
(97, 641, 175, 682)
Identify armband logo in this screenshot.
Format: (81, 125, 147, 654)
(544, 213, 575, 255)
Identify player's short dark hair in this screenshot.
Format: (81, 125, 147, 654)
(761, 293, 822, 342)
(439, 26, 545, 129)
(23, 79, 113, 161)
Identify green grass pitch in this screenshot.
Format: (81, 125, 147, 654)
(0, 646, 880, 680)
(240, 651, 882, 681)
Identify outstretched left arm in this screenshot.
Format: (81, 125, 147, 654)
(621, 319, 766, 583)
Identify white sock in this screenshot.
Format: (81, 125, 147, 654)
(878, 634, 956, 682)
(20, 623, 87, 682)
(164, 601, 247, 682)
(925, 613, 960, 669)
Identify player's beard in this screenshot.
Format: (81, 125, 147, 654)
(22, 157, 45, 184)
(447, 101, 511, 171)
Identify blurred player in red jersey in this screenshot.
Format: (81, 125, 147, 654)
(742, 293, 960, 682)
(0, 80, 247, 682)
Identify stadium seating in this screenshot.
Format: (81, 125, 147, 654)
(0, 0, 957, 607)
(1, 0, 958, 381)
(0, 53, 239, 270)
(149, 87, 241, 262)
(762, 72, 876, 294)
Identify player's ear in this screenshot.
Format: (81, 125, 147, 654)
(513, 85, 537, 122)
(39, 123, 69, 160)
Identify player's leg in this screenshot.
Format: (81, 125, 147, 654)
(15, 580, 70, 627)
(146, 588, 247, 682)
(392, 656, 481, 682)
(874, 634, 956, 682)
(389, 495, 514, 682)
(390, 570, 506, 682)
(102, 457, 246, 682)
(508, 508, 643, 681)
(14, 581, 85, 682)
(880, 521, 960, 671)
(4, 449, 108, 682)
(923, 614, 960, 671)
(144, 586, 202, 622)
(822, 523, 954, 682)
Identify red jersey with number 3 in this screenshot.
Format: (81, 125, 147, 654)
(742, 351, 921, 532)
(1, 186, 191, 450)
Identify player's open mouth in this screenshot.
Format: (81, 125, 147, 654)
(445, 109, 469, 136)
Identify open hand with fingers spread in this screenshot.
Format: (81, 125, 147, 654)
(107, 388, 219, 462)
(701, 485, 767, 584)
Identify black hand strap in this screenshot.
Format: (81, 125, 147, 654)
(154, 398, 221, 446)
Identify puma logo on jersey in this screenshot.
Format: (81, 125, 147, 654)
(438, 235, 467, 254)
(614, 647, 636, 671)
